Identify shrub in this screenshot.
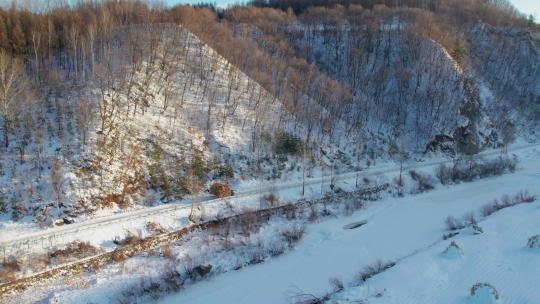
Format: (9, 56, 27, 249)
(1, 257, 21, 272)
(0, 257, 21, 283)
(436, 164, 453, 184)
(443, 241, 463, 256)
(437, 156, 517, 185)
(111, 249, 128, 262)
(27, 253, 50, 271)
(480, 200, 501, 217)
(262, 193, 280, 207)
(281, 224, 306, 246)
(146, 221, 167, 235)
(477, 156, 517, 178)
(527, 235, 540, 248)
(470, 283, 500, 301)
(274, 132, 302, 155)
(392, 176, 404, 197)
(445, 215, 465, 231)
(193, 264, 213, 278)
(409, 170, 435, 193)
(329, 277, 344, 293)
(479, 190, 535, 217)
(49, 241, 99, 261)
(209, 182, 232, 198)
(356, 260, 396, 282)
(113, 232, 142, 246)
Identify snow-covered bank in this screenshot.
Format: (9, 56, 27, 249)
(2, 143, 536, 260)
(329, 199, 540, 304)
(157, 149, 540, 304)
(2, 148, 538, 303)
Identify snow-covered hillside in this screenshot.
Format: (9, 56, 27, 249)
(0, 23, 360, 231)
(1, 2, 539, 303)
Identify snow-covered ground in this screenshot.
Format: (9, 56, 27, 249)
(154, 148, 540, 304)
(2, 143, 536, 261)
(2, 147, 537, 303)
(329, 201, 540, 304)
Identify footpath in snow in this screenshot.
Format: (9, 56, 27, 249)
(159, 148, 540, 304)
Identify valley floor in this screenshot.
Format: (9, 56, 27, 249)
(3, 146, 539, 303)
(156, 149, 540, 304)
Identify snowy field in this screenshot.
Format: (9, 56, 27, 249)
(155, 148, 540, 304)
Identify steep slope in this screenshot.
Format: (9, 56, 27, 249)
(288, 23, 463, 151)
(0, 23, 355, 229)
(468, 24, 540, 134)
(225, 6, 539, 155)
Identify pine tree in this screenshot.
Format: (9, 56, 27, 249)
(451, 38, 467, 68)
(454, 76, 481, 172)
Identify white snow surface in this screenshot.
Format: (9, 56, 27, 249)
(3, 147, 539, 304)
(155, 149, 540, 304)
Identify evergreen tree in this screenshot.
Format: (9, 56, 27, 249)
(454, 76, 481, 169)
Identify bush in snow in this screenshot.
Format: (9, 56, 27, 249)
(436, 156, 517, 185)
(436, 164, 453, 185)
(470, 283, 500, 302)
(443, 241, 463, 257)
(409, 170, 435, 193)
(392, 176, 405, 197)
(356, 260, 396, 283)
(445, 215, 466, 231)
(470, 222, 484, 235)
(0, 256, 21, 283)
(477, 156, 517, 178)
(209, 182, 232, 198)
(48, 241, 99, 264)
(281, 224, 306, 247)
(527, 235, 540, 249)
(289, 277, 343, 304)
(479, 190, 535, 217)
(146, 221, 167, 235)
(262, 192, 280, 208)
(329, 277, 344, 293)
(445, 213, 482, 234)
(113, 232, 142, 246)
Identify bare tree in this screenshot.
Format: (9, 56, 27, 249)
(94, 58, 126, 141)
(50, 157, 64, 214)
(0, 51, 26, 148)
(31, 30, 42, 82)
(75, 98, 94, 146)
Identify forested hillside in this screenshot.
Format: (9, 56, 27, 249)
(0, 0, 538, 227)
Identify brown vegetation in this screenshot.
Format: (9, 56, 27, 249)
(209, 182, 232, 198)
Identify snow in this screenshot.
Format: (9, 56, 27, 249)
(332, 201, 540, 304)
(155, 149, 540, 304)
(3, 147, 539, 303)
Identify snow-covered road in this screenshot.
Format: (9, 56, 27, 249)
(1, 143, 538, 258)
(159, 147, 540, 304)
